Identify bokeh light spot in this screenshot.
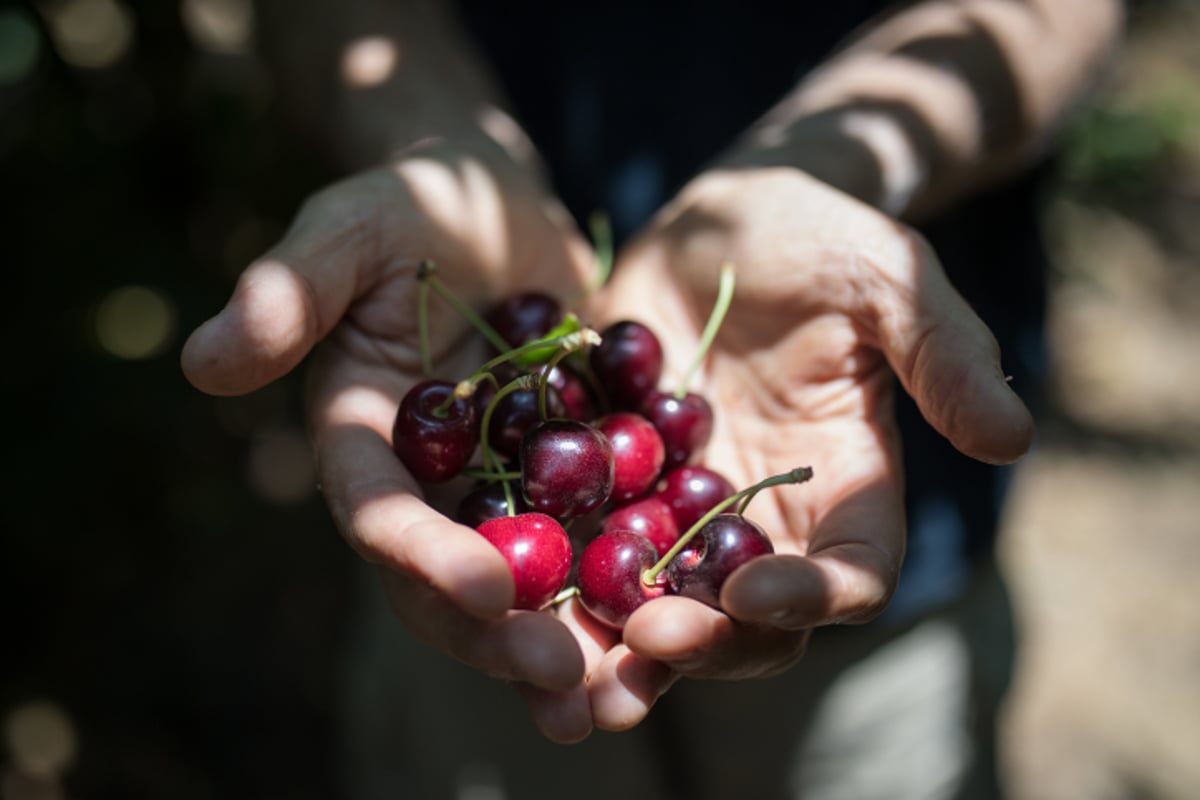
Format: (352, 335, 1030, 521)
(42, 0, 134, 70)
(247, 427, 316, 505)
(341, 35, 399, 89)
(180, 0, 253, 55)
(1, 700, 78, 776)
(94, 285, 177, 360)
(0, 8, 42, 85)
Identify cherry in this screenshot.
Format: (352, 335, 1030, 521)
(594, 412, 665, 503)
(655, 466, 735, 532)
(545, 363, 597, 422)
(486, 291, 562, 349)
(455, 480, 529, 528)
(392, 380, 479, 483)
(588, 320, 663, 411)
(666, 514, 774, 609)
(600, 495, 679, 558)
(487, 381, 566, 462)
(577, 530, 669, 629)
(641, 390, 714, 471)
(520, 419, 614, 518)
(476, 512, 573, 610)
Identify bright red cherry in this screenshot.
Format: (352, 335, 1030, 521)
(594, 412, 665, 503)
(641, 390, 714, 471)
(588, 320, 663, 410)
(666, 514, 774, 609)
(577, 530, 669, 629)
(520, 419, 614, 518)
(476, 512, 572, 610)
(654, 466, 735, 532)
(600, 495, 679, 557)
(392, 380, 479, 483)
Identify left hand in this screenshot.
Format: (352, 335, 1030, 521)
(562, 165, 1034, 730)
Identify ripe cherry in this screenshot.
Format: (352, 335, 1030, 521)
(655, 465, 735, 532)
(666, 513, 774, 609)
(641, 390, 714, 471)
(577, 530, 669, 629)
(589, 320, 663, 411)
(455, 480, 529, 528)
(594, 412, 665, 503)
(486, 291, 562, 348)
(487, 381, 566, 462)
(545, 363, 597, 422)
(392, 380, 479, 483)
(600, 495, 679, 558)
(520, 419, 614, 518)
(476, 512, 573, 610)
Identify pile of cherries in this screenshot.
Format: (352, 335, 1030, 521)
(392, 262, 812, 630)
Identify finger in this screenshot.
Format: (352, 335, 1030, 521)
(722, 479, 905, 628)
(181, 179, 385, 396)
(555, 596, 621, 679)
(383, 570, 585, 692)
(513, 682, 593, 744)
(873, 232, 1034, 465)
(587, 644, 677, 732)
(622, 596, 808, 680)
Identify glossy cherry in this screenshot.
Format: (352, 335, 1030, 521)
(600, 495, 679, 558)
(455, 480, 529, 528)
(666, 513, 774, 609)
(594, 412, 665, 503)
(641, 390, 714, 471)
(487, 381, 566, 461)
(545, 363, 597, 422)
(476, 512, 573, 610)
(392, 380, 479, 483)
(520, 419, 614, 518)
(486, 291, 563, 348)
(577, 530, 669, 629)
(588, 320, 663, 411)
(654, 465, 736, 532)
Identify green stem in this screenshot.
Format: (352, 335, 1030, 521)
(549, 585, 580, 606)
(675, 261, 737, 400)
(469, 329, 600, 386)
(565, 211, 614, 311)
(417, 279, 432, 377)
(641, 466, 814, 586)
(461, 467, 523, 482)
(419, 260, 511, 354)
(478, 374, 540, 475)
(537, 345, 577, 421)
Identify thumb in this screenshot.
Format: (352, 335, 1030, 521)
(876, 238, 1034, 465)
(181, 187, 373, 396)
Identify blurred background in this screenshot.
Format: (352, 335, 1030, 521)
(1, 1, 1197, 798)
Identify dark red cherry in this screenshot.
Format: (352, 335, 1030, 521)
(472, 363, 523, 418)
(594, 412, 665, 503)
(589, 320, 663, 410)
(455, 480, 529, 528)
(487, 291, 563, 348)
(392, 380, 479, 483)
(577, 530, 669, 629)
(600, 495, 679, 558)
(666, 514, 774, 609)
(476, 512, 573, 610)
(487, 382, 566, 461)
(545, 363, 597, 421)
(641, 390, 714, 471)
(654, 466, 736, 532)
(520, 420, 614, 518)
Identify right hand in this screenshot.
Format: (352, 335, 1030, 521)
(181, 135, 599, 742)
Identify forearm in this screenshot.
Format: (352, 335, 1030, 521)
(720, 0, 1125, 219)
(254, 0, 536, 172)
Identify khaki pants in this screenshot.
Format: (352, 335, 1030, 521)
(335, 562, 1014, 800)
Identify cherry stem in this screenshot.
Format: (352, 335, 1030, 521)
(461, 467, 522, 481)
(418, 260, 511, 354)
(478, 373, 540, 474)
(566, 211, 614, 311)
(675, 261, 736, 400)
(549, 585, 580, 607)
(537, 345, 576, 420)
(417, 279, 432, 377)
(641, 466, 814, 586)
(469, 329, 600, 386)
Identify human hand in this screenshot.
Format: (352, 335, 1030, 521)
(569, 166, 1034, 730)
(181, 135, 601, 742)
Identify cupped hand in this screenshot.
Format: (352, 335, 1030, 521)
(572, 166, 1034, 730)
(181, 136, 600, 743)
